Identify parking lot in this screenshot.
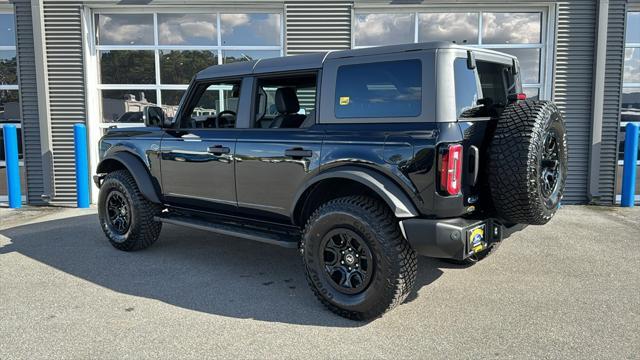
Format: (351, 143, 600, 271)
(0, 205, 638, 359)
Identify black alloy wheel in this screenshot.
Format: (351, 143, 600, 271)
(105, 190, 131, 235)
(320, 228, 374, 295)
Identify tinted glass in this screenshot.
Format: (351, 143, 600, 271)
(158, 14, 217, 46)
(0, 13, 16, 47)
(160, 50, 217, 84)
(100, 50, 155, 84)
(222, 50, 280, 64)
(624, 48, 640, 83)
(101, 90, 157, 123)
(354, 13, 414, 47)
(161, 90, 186, 108)
(0, 90, 20, 122)
(0, 50, 17, 85)
(482, 13, 541, 44)
(418, 13, 478, 44)
(335, 59, 421, 118)
(454, 58, 479, 117)
(220, 13, 281, 46)
(626, 12, 640, 44)
(498, 48, 540, 83)
(96, 14, 154, 45)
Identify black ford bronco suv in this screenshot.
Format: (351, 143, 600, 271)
(94, 42, 567, 320)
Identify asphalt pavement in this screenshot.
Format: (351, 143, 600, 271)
(0, 205, 638, 359)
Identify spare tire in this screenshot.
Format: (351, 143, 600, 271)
(488, 100, 567, 225)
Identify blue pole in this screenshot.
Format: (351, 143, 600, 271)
(2, 124, 21, 208)
(73, 123, 90, 208)
(621, 122, 639, 207)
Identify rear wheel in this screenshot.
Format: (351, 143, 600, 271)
(98, 170, 163, 251)
(302, 196, 417, 320)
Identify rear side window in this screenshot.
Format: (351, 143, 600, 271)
(454, 58, 480, 117)
(334, 59, 422, 118)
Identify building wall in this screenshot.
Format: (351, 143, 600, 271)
(7, 0, 633, 205)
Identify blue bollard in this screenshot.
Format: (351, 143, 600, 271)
(2, 124, 21, 208)
(621, 122, 639, 207)
(73, 123, 90, 208)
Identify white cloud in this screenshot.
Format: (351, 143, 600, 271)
(99, 15, 153, 45)
(482, 13, 541, 44)
(625, 48, 640, 83)
(418, 13, 478, 44)
(355, 13, 414, 46)
(158, 14, 217, 45)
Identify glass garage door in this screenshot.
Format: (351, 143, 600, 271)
(93, 11, 283, 131)
(352, 9, 550, 101)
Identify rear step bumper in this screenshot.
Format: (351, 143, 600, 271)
(399, 217, 526, 260)
(154, 214, 300, 248)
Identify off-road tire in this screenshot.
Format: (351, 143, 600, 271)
(302, 196, 417, 320)
(488, 100, 567, 225)
(98, 170, 163, 251)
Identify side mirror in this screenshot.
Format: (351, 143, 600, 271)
(143, 106, 165, 127)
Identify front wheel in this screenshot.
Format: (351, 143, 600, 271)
(98, 170, 163, 251)
(302, 196, 417, 320)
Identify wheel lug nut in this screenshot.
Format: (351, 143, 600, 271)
(341, 251, 345, 254)
(348, 267, 352, 271)
(355, 254, 359, 257)
(341, 261, 344, 264)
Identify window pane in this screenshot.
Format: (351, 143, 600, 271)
(418, 13, 478, 45)
(626, 12, 640, 44)
(222, 50, 280, 64)
(0, 51, 17, 85)
(454, 58, 479, 117)
(497, 48, 540, 84)
(624, 48, 640, 83)
(96, 14, 154, 46)
(354, 13, 414, 47)
(335, 59, 422, 118)
(160, 50, 217, 84)
(101, 90, 157, 123)
(158, 14, 217, 45)
(622, 88, 640, 111)
(161, 90, 185, 118)
(0, 13, 16, 47)
(0, 90, 20, 122)
(482, 13, 541, 44)
(523, 87, 540, 100)
(100, 50, 155, 84)
(220, 13, 281, 46)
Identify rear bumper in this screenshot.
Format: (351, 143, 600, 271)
(399, 217, 526, 260)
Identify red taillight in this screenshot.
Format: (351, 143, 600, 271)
(440, 144, 463, 195)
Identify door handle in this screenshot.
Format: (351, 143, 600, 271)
(284, 148, 313, 158)
(208, 145, 230, 155)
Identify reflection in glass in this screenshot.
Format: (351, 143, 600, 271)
(624, 48, 640, 83)
(0, 51, 17, 85)
(523, 87, 540, 100)
(0, 90, 20, 122)
(158, 14, 217, 45)
(354, 13, 414, 47)
(100, 50, 155, 84)
(626, 12, 640, 44)
(160, 50, 218, 84)
(621, 88, 640, 129)
(161, 90, 185, 119)
(454, 59, 480, 117)
(418, 13, 478, 44)
(220, 13, 281, 46)
(482, 12, 541, 44)
(0, 13, 16, 47)
(96, 14, 154, 46)
(222, 50, 280, 64)
(498, 48, 541, 84)
(101, 90, 157, 123)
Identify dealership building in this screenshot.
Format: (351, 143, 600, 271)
(0, 0, 639, 205)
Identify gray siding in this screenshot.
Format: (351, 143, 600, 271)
(285, 1, 352, 55)
(42, 0, 86, 204)
(553, 1, 597, 203)
(599, 0, 627, 204)
(13, 0, 46, 204)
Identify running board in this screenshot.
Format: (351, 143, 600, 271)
(154, 214, 300, 248)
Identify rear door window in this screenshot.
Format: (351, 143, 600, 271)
(334, 59, 422, 118)
(453, 58, 481, 118)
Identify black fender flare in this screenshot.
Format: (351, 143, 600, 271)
(96, 151, 162, 204)
(291, 166, 419, 220)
